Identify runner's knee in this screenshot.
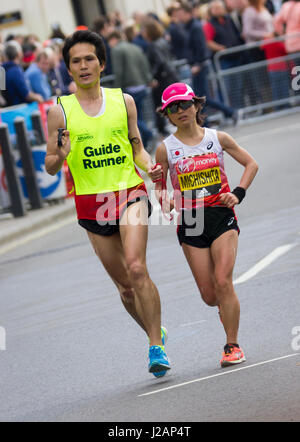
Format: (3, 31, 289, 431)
(214, 274, 233, 295)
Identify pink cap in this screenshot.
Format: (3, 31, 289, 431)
(161, 83, 195, 110)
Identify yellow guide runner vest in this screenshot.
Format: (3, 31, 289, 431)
(58, 88, 144, 195)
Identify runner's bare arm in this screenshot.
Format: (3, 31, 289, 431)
(218, 131, 259, 207)
(45, 105, 70, 176)
(155, 143, 174, 212)
(218, 131, 259, 190)
(155, 142, 168, 195)
(124, 93, 162, 183)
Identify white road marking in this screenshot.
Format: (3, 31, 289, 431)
(0, 216, 75, 257)
(139, 353, 300, 397)
(234, 244, 296, 285)
(180, 320, 207, 327)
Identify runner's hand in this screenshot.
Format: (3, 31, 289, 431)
(219, 192, 239, 208)
(57, 129, 71, 159)
(148, 164, 163, 183)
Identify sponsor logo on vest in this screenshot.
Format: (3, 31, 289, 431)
(111, 127, 125, 136)
(177, 158, 196, 174)
(195, 157, 218, 167)
(196, 188, 211, 198)
(207, 142, 213, 150)
(177, 156, 218, 175)
(77, 134, 94, 142)
(82, 144, 127, 170)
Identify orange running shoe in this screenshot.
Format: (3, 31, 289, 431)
(220, 344, 246, 368)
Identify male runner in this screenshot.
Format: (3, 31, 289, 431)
(45, 30, 170, 377)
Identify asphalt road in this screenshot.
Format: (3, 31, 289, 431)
(0, 113, 300, 423)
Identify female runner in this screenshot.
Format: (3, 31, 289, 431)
(155, 83, 258, 367)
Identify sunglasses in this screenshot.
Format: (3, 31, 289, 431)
(166, 100, 194, 115)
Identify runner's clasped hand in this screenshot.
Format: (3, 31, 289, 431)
(148, 163, 163, 183)
(219, 186, 246, 208)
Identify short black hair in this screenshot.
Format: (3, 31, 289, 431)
(63, 30, 106, 69)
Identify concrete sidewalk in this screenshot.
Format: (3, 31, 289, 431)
(0, 171, 154, 248)
(0, 198, 76, 247)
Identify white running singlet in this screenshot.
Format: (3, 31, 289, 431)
(163, 128, 231, 209)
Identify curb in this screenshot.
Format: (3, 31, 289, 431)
(0, 168, 155, 248)
(0, 201, 76, 248)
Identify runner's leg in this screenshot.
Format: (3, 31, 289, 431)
(181, 243, 217, 307)
(120, 200, 163, 347)
(210, 230, 240, 344)
(86, 230, 148, 333)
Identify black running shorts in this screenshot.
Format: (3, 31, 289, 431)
(78, 197, 152, 237)
(177, 206, 240, 249)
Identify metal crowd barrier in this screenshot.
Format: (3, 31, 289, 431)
(213, 34, 300, 117)
(0, 124, 26, 217)
(0, 111, 65, 217)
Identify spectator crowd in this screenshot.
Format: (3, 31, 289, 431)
(1, 0, 300, 148)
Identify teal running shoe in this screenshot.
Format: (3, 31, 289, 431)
(148, 327, 169, 378)
(161, 326, 168, 346)
(148, 346, 171, 376)
(148, 326, 168, 346)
